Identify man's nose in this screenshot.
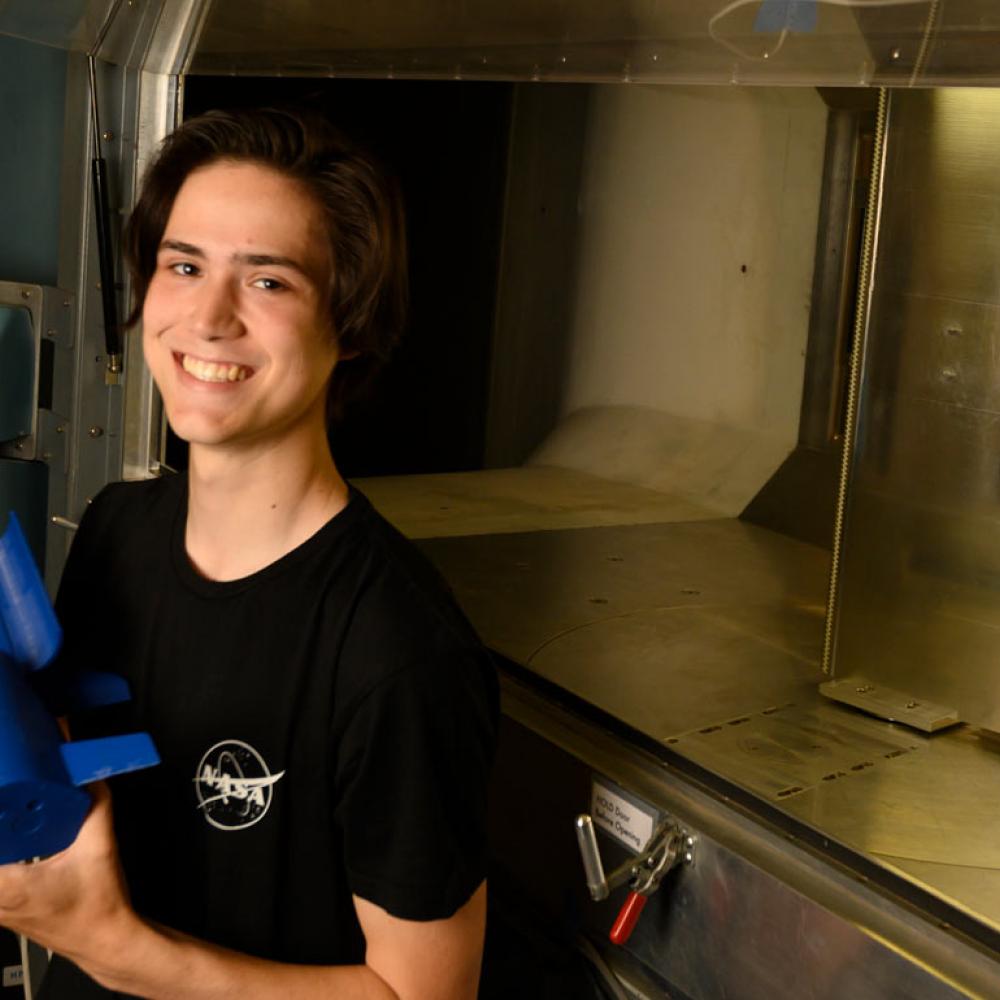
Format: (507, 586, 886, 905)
(188, 276, 243, 340)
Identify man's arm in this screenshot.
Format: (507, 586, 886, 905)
(0, 788, 486, 1000)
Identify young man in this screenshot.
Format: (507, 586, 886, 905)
(0, 108, 498, 998)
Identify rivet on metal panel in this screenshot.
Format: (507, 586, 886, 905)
(944, 324, 962, 337)
(89, 426, 104, 439)
(906, 701, 920, 709)
(102, 131, 114, 141)
(891, 47, 902, 61)
(55, 425, 65, 434)
(46, 329, 56, 338)
(20, 290, 31, 299)
(941, 367, 958, 381)
(856, 684, 874, 693)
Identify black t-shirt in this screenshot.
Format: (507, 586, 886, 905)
(41, 474, 498, 997)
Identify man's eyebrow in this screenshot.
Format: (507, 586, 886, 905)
(159, 240, 312, 278)
(234, 252, 311, 276)
(159, 239, 204, 257)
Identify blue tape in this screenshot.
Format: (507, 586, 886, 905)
(754, 0, 818, 33)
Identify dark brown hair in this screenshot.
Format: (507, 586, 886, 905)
(123, 106, 408, 420)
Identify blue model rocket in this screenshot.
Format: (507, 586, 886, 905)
(0, 511, 159, 864)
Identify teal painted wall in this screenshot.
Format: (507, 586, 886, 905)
(0, 35, 67, 286)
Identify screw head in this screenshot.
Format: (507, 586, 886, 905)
(102, 130, 114, 141)
(890, 47, 902, 61)
(89, 426, 104, 439)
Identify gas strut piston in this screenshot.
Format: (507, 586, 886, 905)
(575, 813, 693, 945)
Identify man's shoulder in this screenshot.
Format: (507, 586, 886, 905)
(67, 474, 183, 578)
(86, 473, 182, 530)
(334, 492, 495, 705)
(348, 495, 477, 642)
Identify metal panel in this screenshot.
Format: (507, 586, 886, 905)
(493, 680, 1000, 999)
(186, 0, 1000, 88)
(418, 514, 1000, 936)
(831, 89, 1000, 734)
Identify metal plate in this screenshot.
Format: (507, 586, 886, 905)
(665, 699, 925, 802)
(419, 515, 1000, 932)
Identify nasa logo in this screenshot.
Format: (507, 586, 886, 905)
(194, 740, 285, 831)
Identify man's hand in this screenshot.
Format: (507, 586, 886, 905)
(0, 783, 137, 967)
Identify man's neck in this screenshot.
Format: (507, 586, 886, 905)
(184, 430, 349, 582)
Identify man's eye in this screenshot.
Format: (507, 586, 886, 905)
(170, 262, 199, 277)
(252, 277, 286, 292)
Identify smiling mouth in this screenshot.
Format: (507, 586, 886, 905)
(177, 353, 254, 383)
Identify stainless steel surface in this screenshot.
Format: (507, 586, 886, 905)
(831, 88, 1000, 734)
(420, 517, 1000, 934)
(422, 518, 829, 734)
(820, 675, 959, 732)
(360, 467, 715, 539)
(665, 697, 926, 802)
(495, 681, 1000, 999)
(186, 0, 1000, 87)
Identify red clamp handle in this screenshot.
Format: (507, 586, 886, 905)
(609, 890, 648, 945)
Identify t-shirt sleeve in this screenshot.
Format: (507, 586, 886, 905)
(333, 645, 497, 922)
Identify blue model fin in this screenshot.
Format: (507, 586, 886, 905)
(59, 733, 160, 786)
(59, 670, 132, 711)
(0, 511, 62, 669)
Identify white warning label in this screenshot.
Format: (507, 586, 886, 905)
(591, 778, 656, 854)
(2, 965, 23, 988)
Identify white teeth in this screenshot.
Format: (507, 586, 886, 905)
(181, 355, 250, 383)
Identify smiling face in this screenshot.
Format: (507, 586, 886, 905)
(142, 160, 340, 456)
